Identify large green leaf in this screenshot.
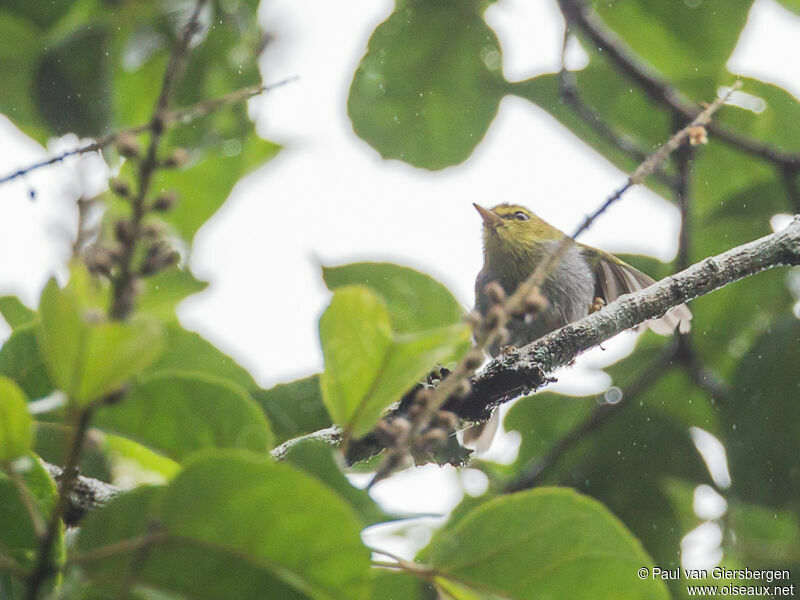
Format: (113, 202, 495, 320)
(38, 279, 165, 406)
(0, 377, 32, 460)
(590, 0, 753, 82)
(144, 323, 257, 391)
(136, 267, 208, 321)
(156, 134, 280, 241)
(283, 439, 394, 526)
(93, 371, 274, 461)
(0, 324, 54, 400)
(723, 318, 800, 507)
(348, 0, 504, 170)
(422, 488, 669, 599)
(323, 262, 465, 334)
(0, 455, 63, 571)
(319, 286, 470, 438)
(253, 375, 331, 445)
(77, 452, 372, 600)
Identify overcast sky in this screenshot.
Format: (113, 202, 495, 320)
(0, 0, 797, 561)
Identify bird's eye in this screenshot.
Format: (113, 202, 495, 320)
(514, 211, 530, 221)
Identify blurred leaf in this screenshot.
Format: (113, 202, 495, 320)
(283, 438, 394, 525)
(35, 27, 111, 138)
(136, 267, 208, 321)
(774, 0, 800, 14)
(145, 323, 257, 391)
(38, 279, 165, 406)
(0, 455, 63, 570)
(422, 487, 669, 599)
(0, 10, 49, 144)
(320, 286, 470, 438)
(103, 434, 180, 482)
(590, 0, 753, 82)
(253, 374, 331, 445)
(78, 452, 372, 599)
(0, 377, 32, 460)
(0, 296, 36, 329)
(348, 0, 504, 169)
(0, 324, 54, 400)
(723, 317, 800, 507)
(504, 391, 595, 474)
(323, 262, 465, 333)
(93, 371, 274, 461)
(157, 134, 280, 241)
(726, 498, 800, 565)
(371, 571, 433, 600)
(0, 0, 79, 30)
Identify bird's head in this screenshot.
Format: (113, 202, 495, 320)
(474, 203, 561, 263)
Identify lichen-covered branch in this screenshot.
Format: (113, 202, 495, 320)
(449, 215, 800, 422)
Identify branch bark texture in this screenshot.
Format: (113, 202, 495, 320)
(448, 215, 800, 421)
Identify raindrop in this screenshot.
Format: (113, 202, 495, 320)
(604, 386, 623, 405)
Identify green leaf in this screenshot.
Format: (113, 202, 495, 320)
(423, 487, 669, 599)
(145, 323, 257, 391)
(590, 0, 754, 82)
(35, 27, 112, 139)
(724, 317, 800, 507)
(371, 571, 433, 600)
(0, 10, 49, 144)
(0, 296, 36, 329)
(37, 279, 165, 406)
(348, 0, 504, 170)
(78, 452, 372, 600)
(253, 374, 331, 444)
(136, 267, 208, 321)
(0, 324, 54, 400)
(323, 262, 465, 333)
(157, 134, 280, 241)
(93, 371, 274, 461)
(0, 455, 63, 570)
(319, 286, 470, 438)
(0, 377, 32, 460)
(283, 438, 393, 525)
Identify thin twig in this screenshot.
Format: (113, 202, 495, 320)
(0, 77, 296, 188)
(109, 0, 207, 319)
(558, 0, 800, 168)
(26, 408, 94, 600)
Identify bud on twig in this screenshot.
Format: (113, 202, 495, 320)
(115, 131, 141, 159)
(484, 281, 506, 305)
(109, 178, 131, 198)
(162, 148, 190, 169)
(84, 245, 113, 277)
(152, 190, 178, 212)
(115, 219, 136, 244)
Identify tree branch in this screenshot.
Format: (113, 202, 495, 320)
(558, 0, 800, 168)
(450, 215, 800, 422)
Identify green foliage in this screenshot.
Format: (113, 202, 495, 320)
(38, 279, 165, 406)
(319, 285, 470, 438)
(93, 371, 274, 461)
(348, 0, 504, 169)
(422, 488, 670, 599)
(323, 262, 466, 334)
(0, 455, 64, 569)
(77, 452, 372, 600)
(253, 375, 331, 444)
(0, 0, 799, 598)
(0, 377, 32, 460)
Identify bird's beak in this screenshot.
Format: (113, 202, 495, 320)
(473, 203, 501, 229)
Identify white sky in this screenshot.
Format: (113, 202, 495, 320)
(0, 0, 798, 561)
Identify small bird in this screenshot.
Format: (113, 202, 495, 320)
(465, 203, 692, 448)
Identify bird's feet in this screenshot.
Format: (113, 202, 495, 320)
(589, 296, 606, 314)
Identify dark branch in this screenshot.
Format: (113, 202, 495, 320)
(558, 0, 800, 168)
(447, 215, 800, 422)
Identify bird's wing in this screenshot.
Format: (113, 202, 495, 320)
(589, 250, 692, 335)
